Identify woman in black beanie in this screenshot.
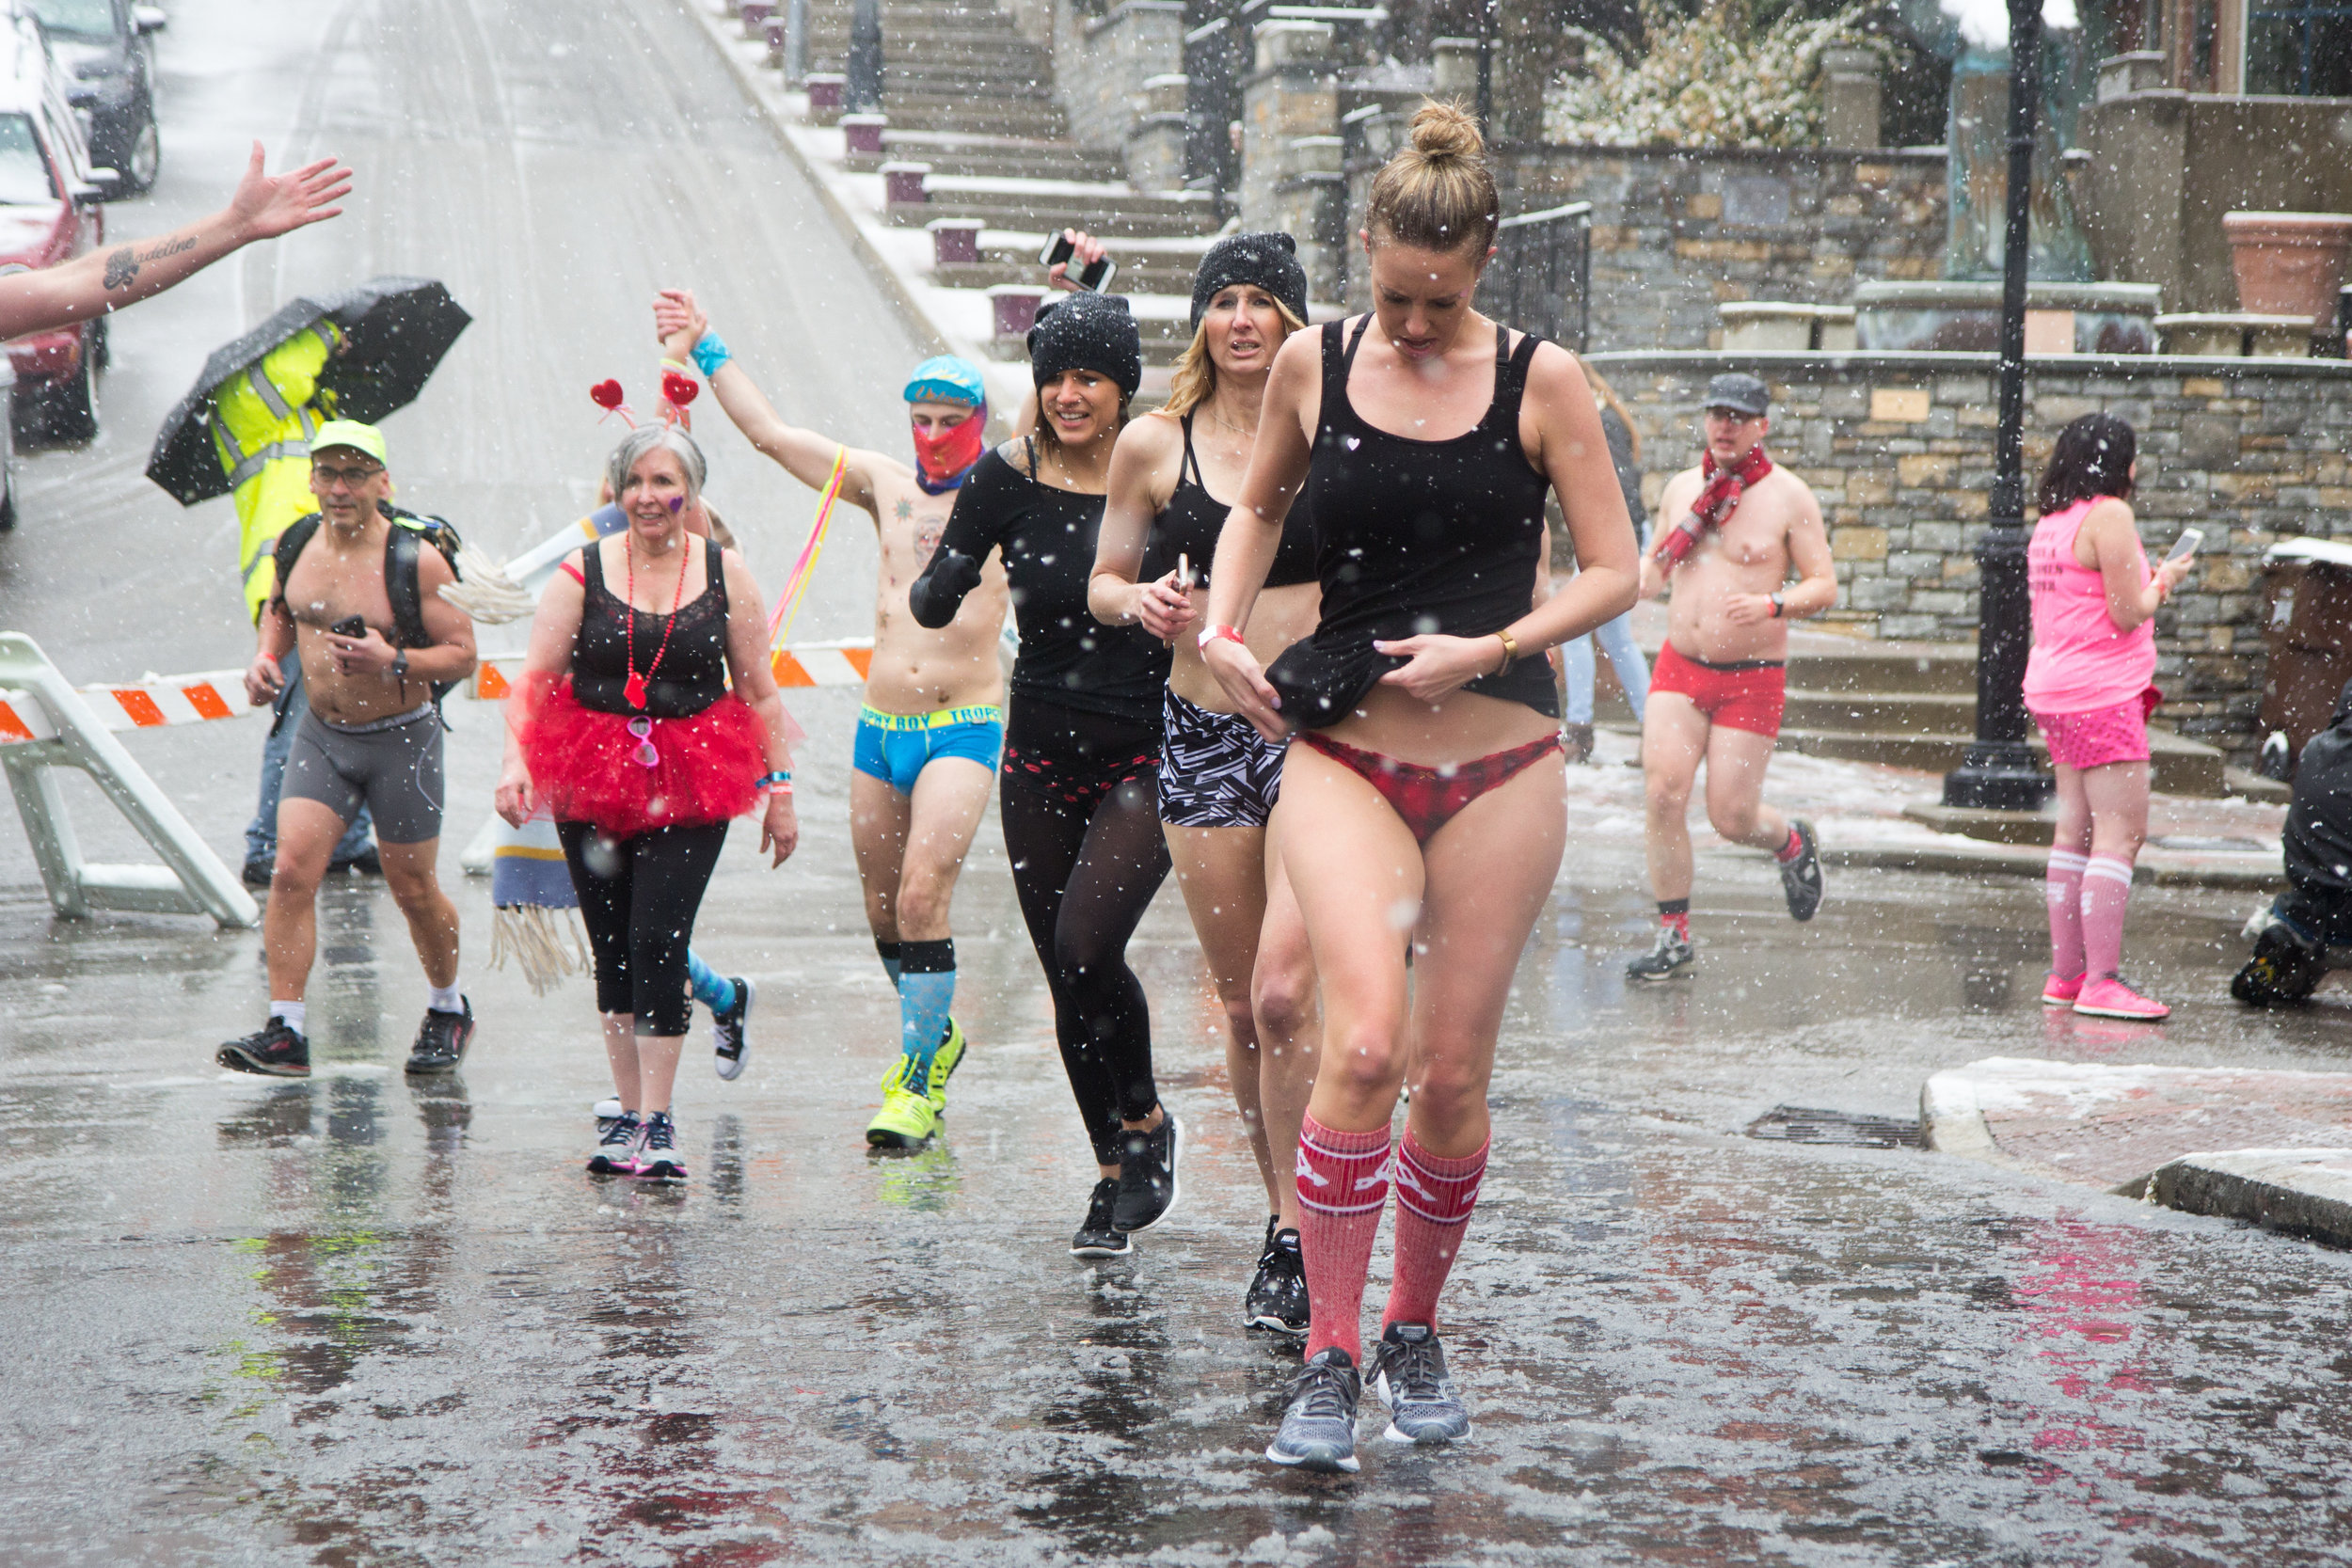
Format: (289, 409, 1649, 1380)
(1088, 231, 1321, 1337)
(911, 291, 1186, 1257)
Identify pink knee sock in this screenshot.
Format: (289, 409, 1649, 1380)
(1295, 1113, 1391, 1364)
(2081, 854, 2135, 979)
(2045, 848, 2088, 977)
(1383, 1130, 1487, 1332)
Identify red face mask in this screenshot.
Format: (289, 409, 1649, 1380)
(912, 405, 986, 494)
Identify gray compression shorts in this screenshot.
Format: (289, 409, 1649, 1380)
(283, 702, 444, 845)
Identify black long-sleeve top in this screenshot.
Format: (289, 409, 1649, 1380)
(910, 445, 1172, 724)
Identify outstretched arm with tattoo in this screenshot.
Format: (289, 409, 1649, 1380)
(0, 142, 351, 341)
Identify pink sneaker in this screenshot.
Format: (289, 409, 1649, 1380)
(2041, 972, 2085, 1006)
(2074, 975, 2169, 1022)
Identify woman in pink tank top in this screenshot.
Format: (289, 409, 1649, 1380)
(2024, 414, 2195, 1022)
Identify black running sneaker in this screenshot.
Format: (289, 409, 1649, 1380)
(1070, 1177, 1130, 1258)
(1112, 1110, 1182, 1233)
(217, 1018, 309, 1077)
(331, 847, 383, 878)
(1778, 818, 1823, 922)
(241, 856, 273, 890)
(2233, 923, 2328, 1007)
(1626, 927, 1695, 982)
(1245, 1218, 1311, 1337)
(1365, 1322, 1470, 1443)
(639, 1111, 688, 1181)
(405, 999, 474, 1074)
(711, 977, 754, 1081)
(1266, 1347, 1362, 1472)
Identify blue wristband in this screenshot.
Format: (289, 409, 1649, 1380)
(759, 769, 792, 790)
(691, 332, 732, 379)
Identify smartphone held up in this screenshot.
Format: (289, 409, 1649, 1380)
(1041, 231, 1117, 293)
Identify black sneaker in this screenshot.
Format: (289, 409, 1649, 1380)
(405, 999, 474, 1074)
(1246, 1217, 1311, 1337)
(331, 847, 383, 877)
(1112, 1110, 1182, 1233)
(1265, 1347, 1362, 1472)
(241, 855, 274, 889)
(217, 1018, 309, 1077)
(1626, 926, 1696, 982)
(1070, 1177, 1130, 1258)
(639, 1111, 688, 1181)
(711, 977, 754, 1081)
(1777, 818, 1823, 922)
(2232, 923, 2328, 1006)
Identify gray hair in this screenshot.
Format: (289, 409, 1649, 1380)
(605, 423, 707, 508)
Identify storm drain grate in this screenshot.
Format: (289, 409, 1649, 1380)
(1745, 1105, 1925, 1149)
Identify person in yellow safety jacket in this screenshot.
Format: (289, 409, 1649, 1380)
(216, 321, 340, 626)
(224, 321, 377, 882)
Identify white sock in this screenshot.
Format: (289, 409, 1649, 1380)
(427, 983, 463, 1014)
(269, 1001, 307, 1036)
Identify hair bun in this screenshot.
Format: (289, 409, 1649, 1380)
(1408, 101, 1484, 163)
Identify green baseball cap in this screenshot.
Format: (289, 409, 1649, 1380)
(310, 419, 388, 467)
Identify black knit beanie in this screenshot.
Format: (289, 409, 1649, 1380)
(1189, 231, 1308, 331)
(1027, 292, 1142, 397)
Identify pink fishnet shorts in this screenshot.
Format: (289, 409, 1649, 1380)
(2032, 691, 2155, 771)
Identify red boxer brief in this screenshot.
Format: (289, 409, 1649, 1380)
(1650, 641, 1788, 737)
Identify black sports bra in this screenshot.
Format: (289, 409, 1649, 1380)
(1148, 411, 1319, 592)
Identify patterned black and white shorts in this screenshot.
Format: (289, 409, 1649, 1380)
(1158, 689, 1285, 829)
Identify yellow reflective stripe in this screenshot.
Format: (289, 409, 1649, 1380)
(857, 705, 1004, 731)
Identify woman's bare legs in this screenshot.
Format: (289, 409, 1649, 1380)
(1252, 839, 1317, 1234)
(604, 1013, 686, 1114)
(1166, 822, 1278, 1210)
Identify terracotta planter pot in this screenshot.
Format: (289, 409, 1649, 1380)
(2224, 212, 2352, 331)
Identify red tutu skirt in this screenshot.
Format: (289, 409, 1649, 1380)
(519, 677, 765, 837)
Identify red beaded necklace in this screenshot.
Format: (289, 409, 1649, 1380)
(622, 531, 691, 711)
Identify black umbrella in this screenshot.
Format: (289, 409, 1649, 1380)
(145, 277, 470, 506)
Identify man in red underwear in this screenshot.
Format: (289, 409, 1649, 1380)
(1629, 372, 1836, 981)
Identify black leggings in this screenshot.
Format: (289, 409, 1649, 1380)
(1000, 700, 1173, 1164)
(558, 819, 728, 1037)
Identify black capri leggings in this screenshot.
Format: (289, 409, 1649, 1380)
(999, 699, 1173, 1165)
(557, 819, 728, 1037)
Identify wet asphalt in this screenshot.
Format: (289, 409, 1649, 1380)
(8, 1, 2352, 1563)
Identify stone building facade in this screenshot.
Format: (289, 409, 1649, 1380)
(1585, 350, 2352, 764)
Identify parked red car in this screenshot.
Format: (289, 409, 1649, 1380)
(0, 8, 112, 447)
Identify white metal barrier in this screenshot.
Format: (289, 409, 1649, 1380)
(0, 633, 258, 928)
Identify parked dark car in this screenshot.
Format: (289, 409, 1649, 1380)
(27, 0, 158, 195)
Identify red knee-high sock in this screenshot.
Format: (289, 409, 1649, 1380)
(2045, 848, 2088, 977)
(1382, 1129, 1487, 1332)
(2081, 854, 2135, 979)
(1296, 1113, 1391, 1364)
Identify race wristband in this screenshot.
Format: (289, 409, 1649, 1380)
(691, 332, 732, 379)
(759, 769, 792, 793)
(1197, 625, 1246, 652)
(1769, 592, 1785, 618)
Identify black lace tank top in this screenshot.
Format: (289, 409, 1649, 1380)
(1150, 411, 1319, 591)
(573, 537, 731, 718)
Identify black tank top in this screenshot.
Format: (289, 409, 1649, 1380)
(1151, 412, 1319, 591)
(573, 537, 731, 719)
(1267, 317, 1558, 723)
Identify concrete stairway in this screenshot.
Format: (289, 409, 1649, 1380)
(803, 0, 1068, 140)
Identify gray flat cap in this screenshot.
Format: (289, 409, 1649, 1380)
(1703, 372, 1771, 416)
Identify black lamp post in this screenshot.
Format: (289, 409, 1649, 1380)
(1943, 0, 2055, 813)
(1475, 0, 1496, 133)
(848, 0, 884, 115)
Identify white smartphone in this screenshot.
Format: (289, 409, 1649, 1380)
(2165, 528, 2203, 563)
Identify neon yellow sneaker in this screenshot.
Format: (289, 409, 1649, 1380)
(924, 1019, 967, 1106)
(866, 1055, 940, 1149)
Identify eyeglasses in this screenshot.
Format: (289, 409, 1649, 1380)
(313, 464, 383, 488)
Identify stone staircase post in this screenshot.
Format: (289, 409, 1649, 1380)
(1244, 19, 1343, 300)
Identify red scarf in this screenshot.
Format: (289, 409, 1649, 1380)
(1652, 444, 1772, 570)
(913, 406, 987, 495)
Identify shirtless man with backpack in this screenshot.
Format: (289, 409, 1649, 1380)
(219, 420, 480, 1078)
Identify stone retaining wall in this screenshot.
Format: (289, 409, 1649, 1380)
(1582, 349, 2352, 764)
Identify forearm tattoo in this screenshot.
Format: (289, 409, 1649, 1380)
(102, 231, 198, 293)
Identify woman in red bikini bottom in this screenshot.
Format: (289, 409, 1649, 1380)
(1200, 103, 1640, 1473)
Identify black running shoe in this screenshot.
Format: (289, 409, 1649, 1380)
(2233, 924, 2328, 1007)
(639, 1111, 688, 1181)
(1112, 1110, 1182, 1233)
(1266, 1348, 1362, 1472)
(241, 856, 273, 890)
(217, 1018, 309, 1077)
(1778, 818, 1823, 922)
(331, 847, 383, 878)
(1626, 927, 1696, 982)
(405, 998, 474, 1074)
(1245, 1217, 1311, 1337)
(711, 977, 753, 1081)
(1070, 1177, 1130, 1258)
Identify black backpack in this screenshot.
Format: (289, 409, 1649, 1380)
(273, 502, 467, 702)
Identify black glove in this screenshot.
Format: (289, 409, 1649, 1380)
(910, 547, 983, 628)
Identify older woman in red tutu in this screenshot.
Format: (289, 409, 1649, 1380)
(498, 422, 799, 1182)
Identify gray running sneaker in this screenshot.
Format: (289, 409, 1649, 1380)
(1266, 1348, 1361, 1472)
(1366, 1322, 1470, 1444)
(1626, 926, 1696, 982)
